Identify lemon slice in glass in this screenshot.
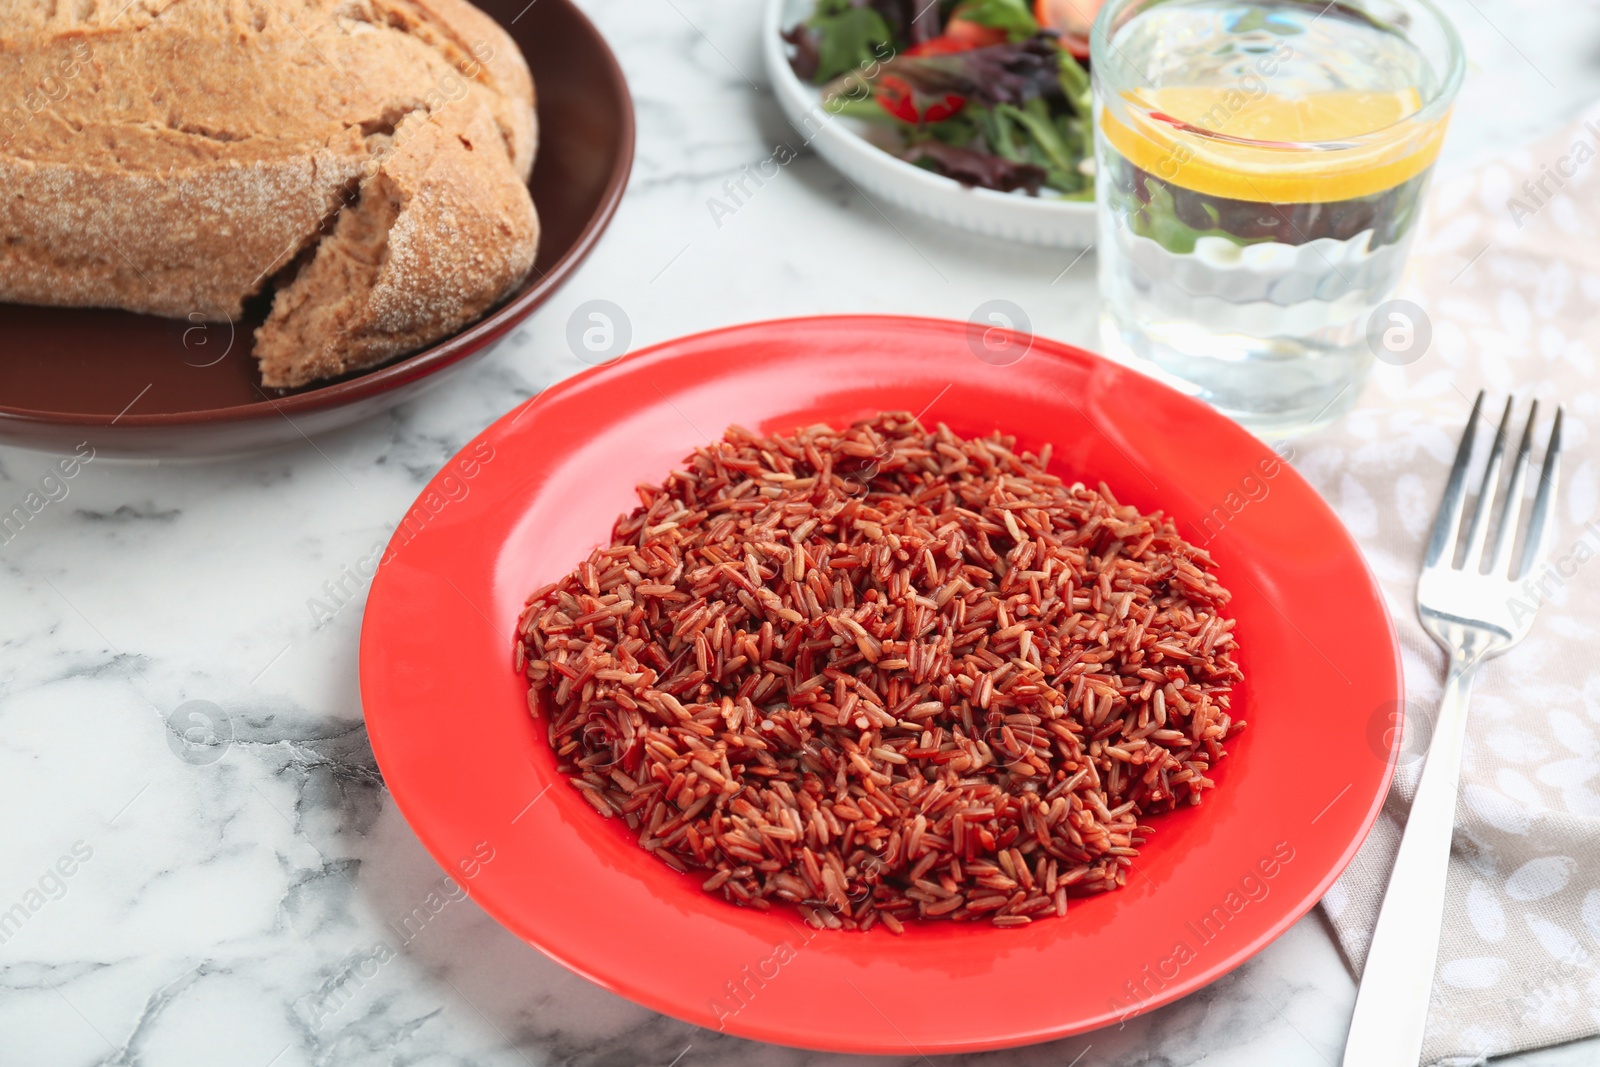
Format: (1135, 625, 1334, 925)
(1100, 86, 1447, 203)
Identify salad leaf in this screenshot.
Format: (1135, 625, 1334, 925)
(1052, 52, 1093, 188)
(855, 0, 943, 45)
(1056, 50, 1091, 115)
(808, 0, 895, 82)
(907, 0, 943, 43)
(781, 24, 821, 82)
(824, 94, 900, 121)
(998, 98, 1073, 173)
(952, 0, 1039, 40)
(858, 36, 1064, 107)
(971, 104, 1024, 162)
(1053, 113, 1092, 191)
(934, 103, 1088, 194)
(902, 140, 1048, 193)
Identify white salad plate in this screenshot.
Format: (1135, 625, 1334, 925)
(763, 0, 1097, 248)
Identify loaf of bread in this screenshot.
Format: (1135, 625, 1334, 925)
(0, 0, 539, 387)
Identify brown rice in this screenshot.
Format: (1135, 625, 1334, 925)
(515, 413, 1243, 930)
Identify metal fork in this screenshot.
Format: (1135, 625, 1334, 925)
(1342, 393, 1563, 1066)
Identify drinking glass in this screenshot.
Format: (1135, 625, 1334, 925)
(1091, 0, 1464, 436)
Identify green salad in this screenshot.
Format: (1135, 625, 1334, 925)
(782, 0, 1099, 197)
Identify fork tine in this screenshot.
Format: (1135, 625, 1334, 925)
(1461, 397, 1515, 573)
(1425, 390, 1484, 569)
(1516, 406, 1564, 581)
(1490, 400, 1538, 578)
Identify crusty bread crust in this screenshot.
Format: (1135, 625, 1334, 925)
(0, 0, 539, 387)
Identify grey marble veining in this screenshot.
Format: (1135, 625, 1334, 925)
(3, 0, 1600, 1064)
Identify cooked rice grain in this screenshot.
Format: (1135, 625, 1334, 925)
(516, 414, 1244, 930)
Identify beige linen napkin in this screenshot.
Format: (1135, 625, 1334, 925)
(1306, 105, 1600, 1065)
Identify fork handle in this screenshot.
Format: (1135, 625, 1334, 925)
(1342, 655, 1480, 1066)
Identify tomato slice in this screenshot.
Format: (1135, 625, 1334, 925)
(873, 74, 968, 125)
(921, 93, 968, 123)
(903, 37, 973, 56)
(1034, 0, 1102, 54)
(943, 16, 1009, 48)
(874, 74, 920, 123)
(903, 16, 1007, 56)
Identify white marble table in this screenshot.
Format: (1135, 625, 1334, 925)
(2, 1, 1597, 1063)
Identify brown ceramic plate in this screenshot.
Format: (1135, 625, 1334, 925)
(0, 0, 633, 459)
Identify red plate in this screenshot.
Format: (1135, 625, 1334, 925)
(359, 315, 1400, 1054)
